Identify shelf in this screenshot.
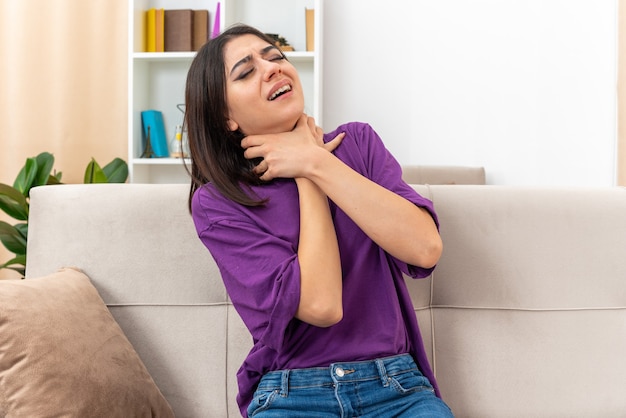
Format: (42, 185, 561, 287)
(133, 52, 197, 61)
(133, 50, 314, 62)
(284, 51, 315, 62)
(132, 158, 190, 165)
(128, 0, 322, 183)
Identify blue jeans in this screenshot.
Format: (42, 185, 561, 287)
(247, 354, 454, 417)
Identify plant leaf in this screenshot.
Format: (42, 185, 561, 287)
(34, 152, 55, 187)
(14, 222, 27, 240)
(46, 174, 62, 185)
(13, 158, 37, 195)
(52, 170, 63, 182)
(0, 220, 27, 255)
(0, 255, 26, 276)
(1, 254, 26, 267)
(84, 158, 108, 183)
(102, 158, 129, 183)
(0, 184, 29, 220)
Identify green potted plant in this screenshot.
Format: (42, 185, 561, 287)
(0, 152, 128, 277)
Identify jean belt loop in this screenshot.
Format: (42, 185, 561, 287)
(375, 358, 390, 387)
(280, 370, 290, 397)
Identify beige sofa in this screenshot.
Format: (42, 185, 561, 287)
(19, 181, 626, 417)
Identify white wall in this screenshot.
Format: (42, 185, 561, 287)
(323, 0, 618, 186)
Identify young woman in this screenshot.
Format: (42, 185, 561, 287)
(186, 24, 453, 418)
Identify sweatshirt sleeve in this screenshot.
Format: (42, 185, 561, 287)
(192, 186, 301, 352)
(332, 122, 439, 279)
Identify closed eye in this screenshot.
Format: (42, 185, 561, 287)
(269, 53, 286, 62)
(235, 68, 253, 81)
(231, 46, 286, 81)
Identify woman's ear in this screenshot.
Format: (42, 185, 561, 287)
(227, 118, 239, 132)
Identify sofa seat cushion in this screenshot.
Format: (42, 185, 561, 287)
(0, 268, 174, 418)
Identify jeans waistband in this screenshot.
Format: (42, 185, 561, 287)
(257, 353, 419, 393)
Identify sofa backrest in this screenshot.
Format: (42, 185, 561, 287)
(414, 185, 626, 417)
(26, 184, 626, 417)
(401, 165, 486, 185)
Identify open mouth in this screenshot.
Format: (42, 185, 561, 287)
(268, 84, 292, 101)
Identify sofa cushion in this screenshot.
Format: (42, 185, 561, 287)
(0, 268, 174, 418)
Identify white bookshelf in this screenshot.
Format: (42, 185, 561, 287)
(128, 0, 323, 183)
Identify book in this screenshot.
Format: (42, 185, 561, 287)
(212, 2, 221, 39)
(305, 8, 315, 52)
(164, 9, 193, 52)
(193, 10, 209, 51)
(145, 8, 156, 52)
(155, 8, 165, 52)
(141, 110, 169, 158)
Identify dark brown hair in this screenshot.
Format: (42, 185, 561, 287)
(185, 25, 281, 211)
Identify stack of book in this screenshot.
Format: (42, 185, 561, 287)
(145, 9, 211, 52)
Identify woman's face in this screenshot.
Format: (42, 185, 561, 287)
(223, 34, 305, 136)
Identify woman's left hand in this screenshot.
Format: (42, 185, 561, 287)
(241, 114, 344, 181)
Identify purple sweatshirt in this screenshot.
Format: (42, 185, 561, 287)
(192, 122, 440, 417)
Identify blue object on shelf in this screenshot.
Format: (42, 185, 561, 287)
(141, 110, 169, 158)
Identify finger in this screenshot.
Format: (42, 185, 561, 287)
(253, 159, 267, 175)
(243, 145, 264, 160)
(258, 168, 274, 182)
(241, 137, 251, 150)
(242, 135, 272, 160)
(241, 134, 271, 150)
(323, 132, 346, 153)
(312, 125, 324, 145)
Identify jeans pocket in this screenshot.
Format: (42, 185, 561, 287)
(247, 388, 280, 417)
(388, 369, 435, 395)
